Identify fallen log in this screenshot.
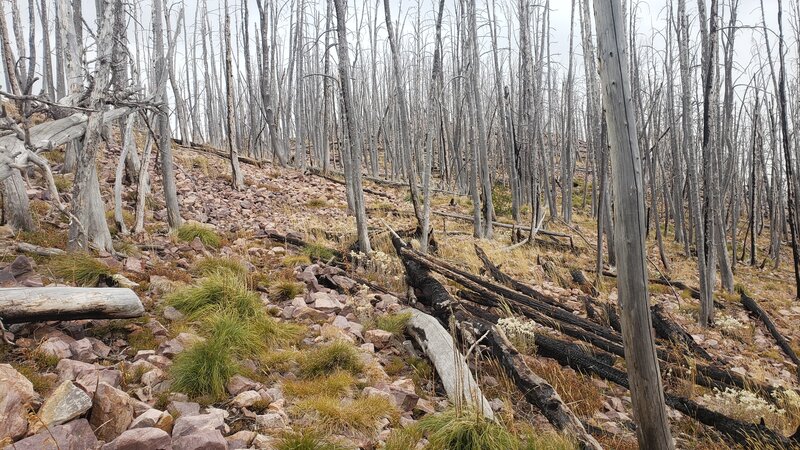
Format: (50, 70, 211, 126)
(741, 292, 800, 380)
(489, 326, 603, 450)
(533, 332, 799, 448)
(470, 248, 777, 398)
(0, 288, 144, 324)
(477, 246, 715, 362)
(650, 304, 714, 362)
(405, 308, 494, 420)
(390, 229, 605, 445)
(433, 210, 575, 249)
(254, 230, 344, 261)
(393, 231, 799, 447)
(16, 243, 66, 257)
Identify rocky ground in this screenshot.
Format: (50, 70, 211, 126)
(1, 140, 799, 449)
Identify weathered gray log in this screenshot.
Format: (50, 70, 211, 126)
(433, 210, 574, 247)
(405, 308, 494, 420)
(16, 242, 66, 257)
(0, 288, 144, 324)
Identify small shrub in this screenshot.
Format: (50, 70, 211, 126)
(13, 364, 55, 394)
(192, 256, 248, 277)
(302, 244, 335, 262)
(306, 198, 328, 209)
(373, 312, 411, 336)
(271, 280, 304, 302)
(50, 253, 116, 287)
(276, 429, 342, 450)
(300, 341, 364, 378)
(128, 328, 157, 354)
(283, 255, 312, 267)
(491, 183, 513, 218)
(294, 395, 398, 436)
(283, 370, 355, 398)
(29, 349, 60, 371)
(170, 339, 238, 400)
(176, 222, 222, 248)
(497, 316, 537, 354)
(418, 408, 519, 450)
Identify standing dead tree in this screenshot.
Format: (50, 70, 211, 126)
(593, 0, 675, 447)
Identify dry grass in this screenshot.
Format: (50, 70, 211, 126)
(525, 356, 603, 418)
(299, 341, 364, 378)
(294, 395, 398, 437)
(283, 371, 356, 398)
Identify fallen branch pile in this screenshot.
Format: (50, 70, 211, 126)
(389, 231, 800, 448)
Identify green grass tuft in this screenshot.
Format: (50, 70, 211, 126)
(418, 408, 519, 450)
(166, 272, 260, 318)
(192, 256, 248, 277)
(271, 279, 304, 301)
(169, 339, 238, 400)
(204, 307, 302, 356)
(373, 312, 412, 336)
(299, 341, 364, 378)
(50, 252, 117, 286)
(276, 429, 343, 450)
(176, 221, 222, 248)
(385, 425, 424, 450)
(302, 244, 335, 262)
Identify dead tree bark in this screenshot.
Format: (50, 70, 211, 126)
(224, 0, 244, 190)
(592, 0, 674, 447)
(68, 0, 118, 253)
(333, 0, 370, 253)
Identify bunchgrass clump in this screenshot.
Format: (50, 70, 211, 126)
(385, 425, 424, 450)
(294, 395, 398, 436)
(518, 432, 576, 450)
(373, 312, 412, 336)
(176, 221, 222, 248)
(306, 198, 328, 209)
(170, 339, 237, 399)
(50, 252, 116, 287)
(283, 255, 312, 267)
(105, 209, 135, 236)
(204, 308, 302, 355)
(166, 272, 260, 318)
(271, 280, 304, 301)
(302, 244, 336, 262)
(192, 256, 248, 277)
(19, 228, 68, 250)
(276, 429, 342, 450)
(283, 370, 356, 398)
(299, 341, 364, 378)
(418, 408, 519, 450)
(13, 363, 55, 394)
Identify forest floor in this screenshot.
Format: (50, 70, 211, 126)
(1, 138, 800, 449)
